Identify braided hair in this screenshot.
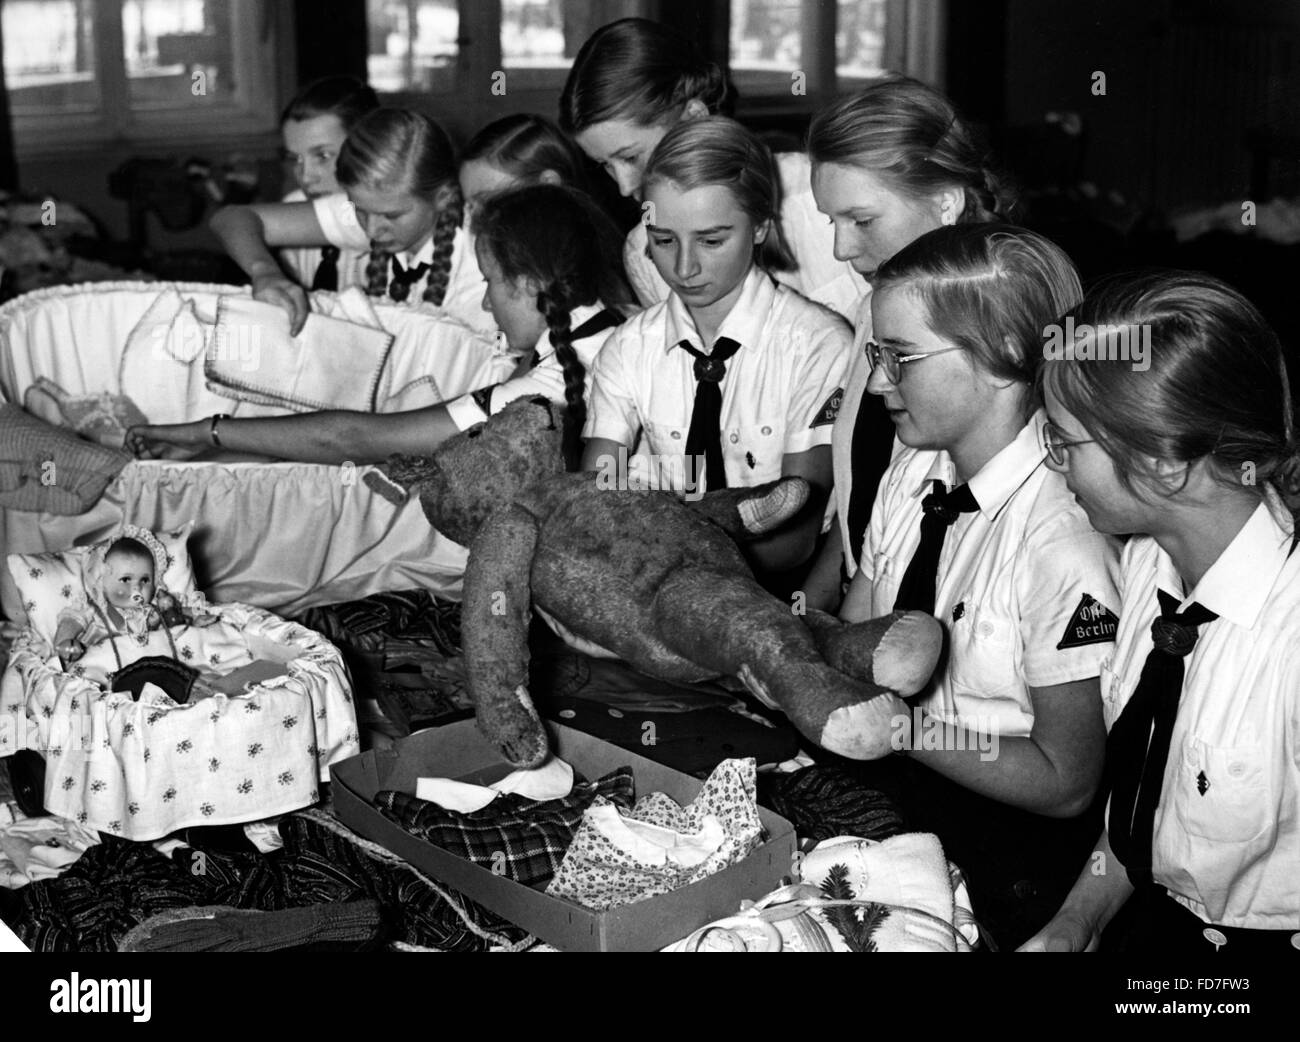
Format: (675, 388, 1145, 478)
(338, 108, 461, 307)
(472, 184, 633, 471)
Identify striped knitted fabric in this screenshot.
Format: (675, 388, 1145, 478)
(758, 765, 905, 843)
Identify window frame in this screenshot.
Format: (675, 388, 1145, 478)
(8, 0, 289, 159)
(728, 0, 947, 117)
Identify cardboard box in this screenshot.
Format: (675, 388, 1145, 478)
(330, 719, 796, 951)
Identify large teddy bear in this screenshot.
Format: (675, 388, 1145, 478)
(366, 398, 942, 768)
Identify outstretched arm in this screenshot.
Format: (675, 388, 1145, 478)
(127, 405, 464, 465)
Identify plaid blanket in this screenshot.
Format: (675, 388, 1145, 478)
(0, 404, 131, 515)
(374, 768, 636, 887)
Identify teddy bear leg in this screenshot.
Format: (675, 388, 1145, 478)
(687, 477, 810, 538)
(650, 570, 908, 759)
(463, 505, 549, 768)
(801, 609, 943, 696)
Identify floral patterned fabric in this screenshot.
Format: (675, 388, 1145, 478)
(545, 758, 763, 911)
(0, 600, 359, 841)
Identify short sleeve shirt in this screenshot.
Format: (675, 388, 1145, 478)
(443, 303, 619, 431)
(861, 409, 1122, 737)
(311, 191, 494, 335)
(624, 152, 866, 321)
(278, 189, 369, 292)
(584, 266, 851, 490)
(1101, 496, 1300, 929)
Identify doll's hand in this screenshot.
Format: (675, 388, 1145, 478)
(251, 272, 310, 336)
(126, 422, 207, 460)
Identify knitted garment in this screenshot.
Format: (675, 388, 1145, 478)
(118, 899, 383, 952)
(757, 765, 905, 843)
(0, 404, 131, 515)
(2, 810, 528, 952)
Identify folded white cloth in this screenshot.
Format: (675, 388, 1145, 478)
(119, 288, 232, 424)
(414, 756, 575, 813)
(204, 296, 395, 413)
(0, 805, 101, 889)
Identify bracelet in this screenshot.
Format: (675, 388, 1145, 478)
(209, 414, 230, 448)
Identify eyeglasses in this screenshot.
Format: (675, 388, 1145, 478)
(865, 339, 964, 383)
(1041, 419, 1097, 467)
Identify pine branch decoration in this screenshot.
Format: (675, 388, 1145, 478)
(820, 863, 890, 952)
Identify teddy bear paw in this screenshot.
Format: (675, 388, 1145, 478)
(478, 684, 549, 768)
(817, 693, 910, 760)
(737, 477, 810, 534)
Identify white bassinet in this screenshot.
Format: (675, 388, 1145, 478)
(0, 281, 515, 620)
(1, 529, 359, 841)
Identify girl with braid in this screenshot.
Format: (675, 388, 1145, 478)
(129, 184, 631, 465)
(210, 109, 492, 336)
(458, 113, 593, 221)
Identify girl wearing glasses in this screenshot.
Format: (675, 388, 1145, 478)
(838, 223, 1122, 949)
(1022, 272, 1300, 953)
(804, 78, 1016, 612)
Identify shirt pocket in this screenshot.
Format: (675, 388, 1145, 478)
(947, 603, 1020, 708)
(727, 421, 785, 483)
(1171, 737, 1274, 844)
(639, 419, 691, 490)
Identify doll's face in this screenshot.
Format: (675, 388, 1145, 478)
(104, 550, 155, 610)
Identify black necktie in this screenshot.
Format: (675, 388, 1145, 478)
(1107, 590, 1218, 886)
(311, 246, 339, 292)
(388, 256, 431, 302)
(846, 387, 898, 567)
(892, 480, 979, 615)
(678, 336, 742, 491)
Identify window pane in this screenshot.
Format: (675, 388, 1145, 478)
(122, 0, 236, 108)
(501, 0, 566, 68)
(837, 0, 888, 82)
(367, 0, 458, 93)
(2, 0, 99, 115)
(730, 0, 803, 95)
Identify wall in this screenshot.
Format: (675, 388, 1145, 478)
(1003, 0, 1300, 211)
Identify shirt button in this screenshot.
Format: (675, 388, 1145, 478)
(729, 433, 739, 443)
(1012, 879, 1036, 899)
(761, 425, 772, 435)
(1227, 762, 1245, 778)
(1202, 927, 1227, 949)
(1291, 933, 1300, 951)
(671, 430, 681, 440)
(977, 621, 994, 637)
